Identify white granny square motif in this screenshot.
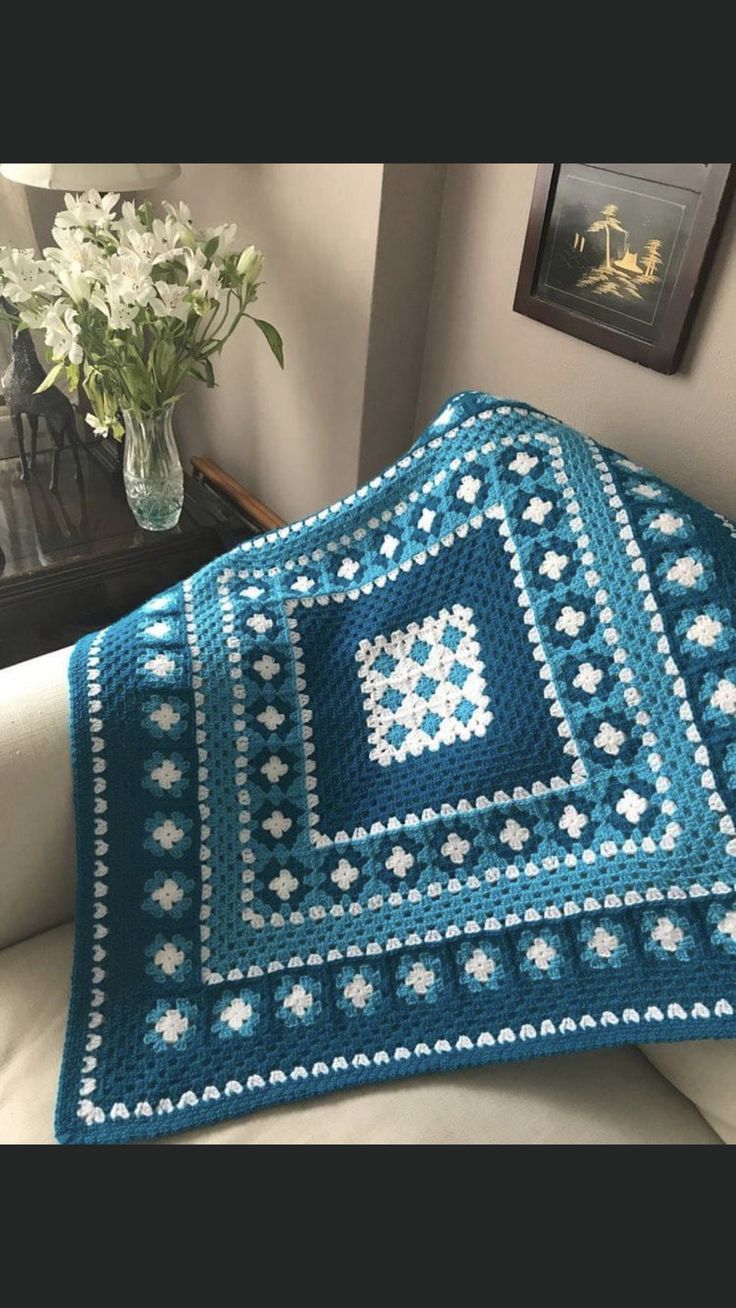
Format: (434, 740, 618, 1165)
(356, 605, 492, 767)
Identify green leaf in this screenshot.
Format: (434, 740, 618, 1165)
(203, 237, 220, 260)
(251, 318, 284, 369)
(202, 356, 215, 388)
(34, 361, 64, 393)
(66, 362, 80, 391)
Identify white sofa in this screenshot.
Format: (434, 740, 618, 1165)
(1, 646, 734, 1145)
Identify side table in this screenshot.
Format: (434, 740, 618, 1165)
(0, 416, 284, 668)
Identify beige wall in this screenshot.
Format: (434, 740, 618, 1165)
(155, 163, 385, 522)
(417, 163, 736, 519)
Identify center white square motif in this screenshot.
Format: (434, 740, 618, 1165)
(355, 605, 492, 767)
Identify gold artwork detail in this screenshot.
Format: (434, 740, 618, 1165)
(572, 204, 665, 302)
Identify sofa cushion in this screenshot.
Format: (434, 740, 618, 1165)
(0, 922, 721, 1145)
(0, 647, 75, 950)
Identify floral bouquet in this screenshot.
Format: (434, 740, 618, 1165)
(0, 189, 282, 528)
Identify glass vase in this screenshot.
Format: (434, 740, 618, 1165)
(122, 404, 184, 531)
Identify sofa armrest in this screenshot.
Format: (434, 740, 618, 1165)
(0, 646, 76, 950)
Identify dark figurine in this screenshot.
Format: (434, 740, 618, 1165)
(0, 295, 81, 492)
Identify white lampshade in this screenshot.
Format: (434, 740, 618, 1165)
(0, 163, 181, 191)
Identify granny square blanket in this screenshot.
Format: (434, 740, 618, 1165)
(57, 391, 736, 1143)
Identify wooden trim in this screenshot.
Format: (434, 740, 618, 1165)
(190, 456, 286, 531)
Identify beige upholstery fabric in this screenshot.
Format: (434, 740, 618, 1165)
(0, 647, 75, 950)
(642, 1042, 736, 1145)
(0, 922, 721, 1145)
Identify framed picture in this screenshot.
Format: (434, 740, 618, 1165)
(513, 163, 734, 373)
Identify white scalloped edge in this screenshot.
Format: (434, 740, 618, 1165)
(80, 994, 735, 1128)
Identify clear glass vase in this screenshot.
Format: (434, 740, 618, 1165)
(122, 404, 184, 531)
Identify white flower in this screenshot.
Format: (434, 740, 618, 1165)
(685, 614, 723, 648)
(43, 305, 83, 364)
(380, 534, 400, 559)
(331, 859, 360, 891)
(616, 789, 648, 824)
(55, 188, 119, 229)
(343, 973, 374, 1010)
(666, 556, 704, 588)
(268, 869, 299, 900)
(711, 679, 736, 715)
(594, 722, 626, 756)
(283, 984, 313, 1019)
(556, 606, 586, 638)
(338, 557, 360, 580)
(417, 508, 436, 533)
(385, 846, 415, 878)
(650, 916, 684, 953)
(105, 251, 157, 308)
(219, 996, 253, 1031)
(257, 705, 285, 730)
(573, 662, 603, 694)
(236, 245, 264, 282)
(261, 754, 288, 783)
(262, 810, 292, 839)
(149, 702, 181, 732)
(254, 654, 280, 681)
(587, 926, 620, 960)
(150, 759, 183, 791)
(154, 1006, 189, 1044)
(539, 550, 569, 580)
(508, 452, 539, 476)
(241, 585, 264, 600)
(151, 878, 184, 912)
(152, 819, 185, 850)
(196, 263, 222, 303)
(0, 248, 57, 302)
(500, 818, 530, 851)
(205, 223, 238, 259)
(404, 961, 435, 996)
(464, 948, 497, 982)
(526, 937, 556, 971)
(291, 575, 314, 593)
(650, 512, 683, 536)
(522, 496, 552, 525)
(559, 806, 588, 839)
(441, 832, 470, 864)
(144, 653, 176, 679)
(153, 941, 185, 976)
(632, 483, 660, 499)
(247, 612, 273, 635)
(152, 282, 191, 322)
(85, 413, 111, 436)
(715, 910, 736, 942)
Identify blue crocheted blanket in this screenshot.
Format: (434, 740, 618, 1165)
(57, 391, 736, 1143)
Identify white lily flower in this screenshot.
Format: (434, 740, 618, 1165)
(0, 248, 57, 302)
(182, 247, 208, 285)
(195, 264, 222, 303)
(44, 305, 83, 364)
(55, 189, 119, 229)
(152, 283, 191, 322)
(206, 223, 238, 257)
(85, 412, 111, 436)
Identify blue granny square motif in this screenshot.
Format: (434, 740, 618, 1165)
(56, 391, 736, 1144)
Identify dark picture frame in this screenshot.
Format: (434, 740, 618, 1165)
(513, 164, 734, 373)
